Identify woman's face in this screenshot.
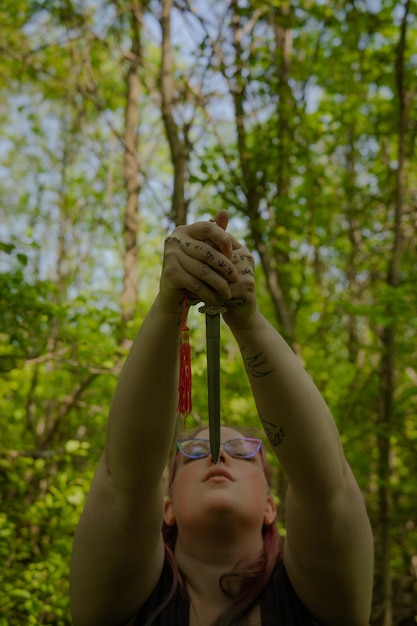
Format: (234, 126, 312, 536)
(164, 427, 276, 532)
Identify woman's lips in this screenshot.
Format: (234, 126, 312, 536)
(203, 469, 233, 482)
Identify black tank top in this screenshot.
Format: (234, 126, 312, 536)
(133, 556, 318, 625)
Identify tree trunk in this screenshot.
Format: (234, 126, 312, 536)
(377, 3, 410, 623)
(228, 0, 297, 350)
(160, 0, 189, 227)
(120, 2, 142, 335)
(344, 124, 363, 365)
(272, 1, 292, 202)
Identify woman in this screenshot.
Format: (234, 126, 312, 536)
(70, 211, 374, 626)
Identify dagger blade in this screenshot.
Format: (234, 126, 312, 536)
(205, 311, 221, 464)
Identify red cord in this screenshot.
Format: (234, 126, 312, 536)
(177, 294, 192, 422)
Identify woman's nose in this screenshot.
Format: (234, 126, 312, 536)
(209, 446, 229, 464)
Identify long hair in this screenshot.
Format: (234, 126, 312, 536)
(158, 425, 282, 626)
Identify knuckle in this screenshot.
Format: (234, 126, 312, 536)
(189, 278, 204, 294)
(198, 262, 211, 278)
(162, 264, 178, 283)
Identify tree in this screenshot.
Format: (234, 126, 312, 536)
(1, 1, 416, 623)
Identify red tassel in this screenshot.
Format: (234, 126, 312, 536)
(177, 294, 192, 422)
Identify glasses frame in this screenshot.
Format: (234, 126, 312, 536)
(176, 437, 262, 460)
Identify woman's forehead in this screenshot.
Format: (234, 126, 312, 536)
(197, 426, 243, 441)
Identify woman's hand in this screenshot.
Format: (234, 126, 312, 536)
(158, 210, 258, 328)
(223, 235, 258, 330)
(158, 211, 239, 314)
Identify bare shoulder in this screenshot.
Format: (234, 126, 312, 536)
(70, 453, 165, 626)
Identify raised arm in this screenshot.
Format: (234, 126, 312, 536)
(223, 240, 374, 626)
(70, 215, 238, 626)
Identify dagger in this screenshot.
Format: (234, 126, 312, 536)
(198, 299, 244, 463)
(199, 303, 226, 464)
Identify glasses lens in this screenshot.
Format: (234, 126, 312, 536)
(225, 438, 261, 458)
(177, 439, 210, 458)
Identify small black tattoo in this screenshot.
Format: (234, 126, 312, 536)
(206, 250, 214, 260)
(244, 352, 274, 378)
(261, 418, 285, 447)
(242, 267, 253, 276)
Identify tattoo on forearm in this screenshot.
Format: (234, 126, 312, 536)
(243, 351, 274, 378)
(261, 418, 285, 447)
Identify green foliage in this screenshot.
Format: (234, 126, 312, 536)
(1, 0, 416, 623)
(0, 451, 92, 625)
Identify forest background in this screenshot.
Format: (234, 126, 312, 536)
(0, 0, 416, 625)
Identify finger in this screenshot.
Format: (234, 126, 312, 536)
(162, 249, 221, 306)
(229, 233, 243, 250)
(213, 210, 229, 231)
(177, 259, 232, 304)
(164, 235, 237, 291)
(180, 221, 234, 262)
(232, 250, 255, 267)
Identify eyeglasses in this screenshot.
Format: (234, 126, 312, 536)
(176, 437, 262, 460)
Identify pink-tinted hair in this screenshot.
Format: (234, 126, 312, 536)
(157, 426, 282, 626)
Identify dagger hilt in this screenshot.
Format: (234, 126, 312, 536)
(198, 298, 244, 316)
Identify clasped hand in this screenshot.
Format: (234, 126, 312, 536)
(159, 211, 257, 328)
